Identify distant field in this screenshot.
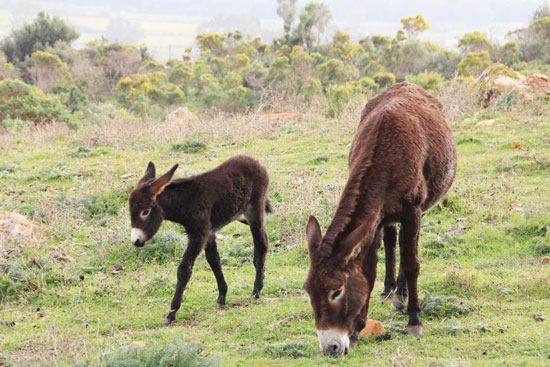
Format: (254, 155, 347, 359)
(0, 12, 201, 59)
(0, 95, 549, 366)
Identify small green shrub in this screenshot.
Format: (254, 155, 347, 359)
(373, 72, 396, 88)
(171, 139, 207, 154)
(26, 163, 73, 182)
(100, 339, 219, 367)
(52, 83, 88, 112)
(308, 156, 329, 165)
(263, 342, 310, 358)
(420, 292, 470, 319)
(326, 83, 359, 117)
(0, 261, 43, 302)
(405, 71, 444, 92)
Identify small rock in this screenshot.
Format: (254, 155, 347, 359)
(130, 341, 146, 348)
(499, 325, 510, 333)
(542, 257, 550, 264)
(0, 211, 35, 243)
(534, 313, 545, 322)
(360, 319, 386, 338)
(510, 141, 522, 149)
(120, 173, 133, 180)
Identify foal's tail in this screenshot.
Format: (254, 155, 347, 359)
(265, 199, 273, 214)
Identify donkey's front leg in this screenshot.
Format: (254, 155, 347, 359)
(164, 231, 208, 325)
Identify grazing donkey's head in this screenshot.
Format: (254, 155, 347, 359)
(303, 216, 371, 356)
(129, 162, 178, 247)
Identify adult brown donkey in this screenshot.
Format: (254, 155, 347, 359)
(129, 155, 271, 325)
(304, 82, 457, 355)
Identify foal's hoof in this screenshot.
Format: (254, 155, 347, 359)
(391, 294, 408, 310)
(406, 325, 424, 336)
(380, 291, 393, 303)
(164, 311, 176, 325)
(216, 302, 225, 309)
(252, 291, 260, 300)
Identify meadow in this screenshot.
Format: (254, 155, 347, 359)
(1, 90, 549, 366)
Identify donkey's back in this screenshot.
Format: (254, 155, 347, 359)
(350, 82, 457, 217)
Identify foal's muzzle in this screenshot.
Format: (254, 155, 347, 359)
(131, 228, 146, 247)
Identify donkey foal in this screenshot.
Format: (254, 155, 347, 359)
(129, 155, 271, 325)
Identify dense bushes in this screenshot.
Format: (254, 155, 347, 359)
(0, 79, 76, 127)
(1, 8, 550, 124)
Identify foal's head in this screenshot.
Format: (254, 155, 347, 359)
(129, 162, 178, 247)
(303, 216, 371, 356)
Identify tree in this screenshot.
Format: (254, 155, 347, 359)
(458, 32, 492, 55)
(0, 12, 79, 63)
(400, 15, 429, 39)
(30, 51, 72, 92)
(532, 1, 550, 21)
(277, 0, 299, 39)
(293, 1, 333, 51)
(458, 51, 492, 77)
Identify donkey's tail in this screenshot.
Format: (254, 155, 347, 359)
(265, 199, 273, 214)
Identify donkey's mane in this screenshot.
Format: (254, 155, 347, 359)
(321, 94, 407, 253)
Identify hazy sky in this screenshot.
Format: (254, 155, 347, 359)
(0, 0, 546, 58)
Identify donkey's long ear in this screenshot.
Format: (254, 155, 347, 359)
(150, 164, 178, 198)
(139, 161, 156, 184)
(306, 216, 322, 259)
(335, 222, 371, 264)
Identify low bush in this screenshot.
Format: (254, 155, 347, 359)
(100, 339, 219, 367)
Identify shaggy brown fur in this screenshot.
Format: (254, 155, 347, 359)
(305, 82, 457, 354)
(129, 155, 272, 325)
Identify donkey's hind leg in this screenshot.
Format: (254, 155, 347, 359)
(392, 226, 409, 311)
(205, 234, 228, 308)
(381, 225, 397, 302)
(246, 206, 269, 299)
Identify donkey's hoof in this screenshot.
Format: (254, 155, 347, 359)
(391, 294, 407, 310)
(252, 291, 260, 299)
(380, 292, 393, 303)
(216, 302, 225, 309)
(406, 325, 424, 336)
(163, 317, 173, 326)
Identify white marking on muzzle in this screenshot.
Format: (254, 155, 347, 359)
(317, 329, 350, 356)
(131, 228, 146, 244)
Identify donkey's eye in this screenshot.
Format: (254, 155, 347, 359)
(330, 288, 344, 301)
(140, 209, 150, 219)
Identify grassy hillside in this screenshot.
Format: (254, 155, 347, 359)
(0, 95, 549, 366)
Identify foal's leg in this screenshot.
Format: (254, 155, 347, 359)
(401, 206, 423, 336)
(381, 225, 397, 301)
(165, 231, 208, 325)
(205, 234, 228, 308)
(392, 227, 409, 311)
(351, 228, 381, 346)
(246, 210, 269, 299)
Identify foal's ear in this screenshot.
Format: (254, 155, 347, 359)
(150, 164, 178, 198)
(306, 216, 322, 258)
(139, 161, 156, 184)
(336, 222, 370, 264)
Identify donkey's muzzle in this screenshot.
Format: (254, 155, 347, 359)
(317, 329, 350, 356)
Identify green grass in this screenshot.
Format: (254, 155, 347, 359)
(0, 102, 549, 366)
